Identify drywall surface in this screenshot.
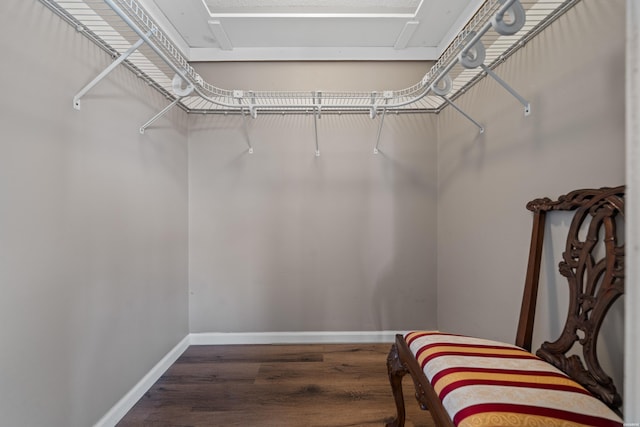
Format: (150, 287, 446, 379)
(189, 112, 437, 333)
(0, 2, 189, 426)
(437, 0, 625, 394)
(625, 0, 640, 421)
(192, 61, 434, 92)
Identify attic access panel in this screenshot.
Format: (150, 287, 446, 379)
(153, 0, 474, 61)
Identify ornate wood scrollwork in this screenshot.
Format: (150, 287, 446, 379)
(529, 186, 625, 413)
(388, 187, 625, 427)
(387, 343, 408, 379)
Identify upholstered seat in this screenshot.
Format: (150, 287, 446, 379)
(385, 187, 626, 427)
(404, 331, 623, 427)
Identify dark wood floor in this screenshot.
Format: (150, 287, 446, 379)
(118, 343, 435, 427)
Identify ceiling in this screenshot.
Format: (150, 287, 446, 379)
(140, 0, 485, 61)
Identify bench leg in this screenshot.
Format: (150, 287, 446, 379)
(386, 343, 408, 427)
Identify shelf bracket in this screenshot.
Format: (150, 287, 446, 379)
(313, 91, 322, 119)
(139, 96, 182, 134)
(373, 93, 392, 153)
(313, 108, 320, 157)
(236, 96, 254, 153)
(373, 108, 387, 154)
(439, 96, 485, 133)
(73, 31, 152, 110)
(480, 64, 531, 116)
(241, 110, 254, 154)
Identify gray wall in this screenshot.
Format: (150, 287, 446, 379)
(188, 112, 438, 332)
(0, 2, 189, 426)
(191, 61, 433, 91)
(0, 0, 629, 424)
(436, 0, 625, 390)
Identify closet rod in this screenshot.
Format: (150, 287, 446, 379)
(428, 0, 530, 119)
(427, 0, 520, 100)
(99, 0, 532, 122)
(103, 0, 203, 104)
(102, 0, 512, 115)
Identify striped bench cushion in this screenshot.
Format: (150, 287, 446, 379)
(405, 331, 623, 427)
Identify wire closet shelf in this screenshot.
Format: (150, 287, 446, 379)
(43, 0, 577, 117)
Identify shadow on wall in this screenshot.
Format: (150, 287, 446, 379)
(255, 113, 437, 332)
(187, 112, 438, 333)
(370, 114, 438, 332)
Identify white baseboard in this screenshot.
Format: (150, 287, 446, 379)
(189, 330, 402, 345)
(93, 335, 190, 427)
(95, 331, 401, 426)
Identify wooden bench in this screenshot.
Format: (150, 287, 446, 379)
(385, 186, 625, 427)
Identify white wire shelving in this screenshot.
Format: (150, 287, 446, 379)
(41, 0, 578, 118)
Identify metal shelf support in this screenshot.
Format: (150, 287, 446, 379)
(97, 0, 543, 116)
(373, 108, 387, 154)
(480, 64, 531, 115)
(43, 0, 573, 122)
(73, 32, 152, 110)
(314, 91, 322, 119)
(373, 94, 392, 154)
(313, 108, 320, 157)
(440, 96, 484, 133)
(140, 96, 182, 134)
(241, 110, 254, 154)
(235, 95, 254, 153)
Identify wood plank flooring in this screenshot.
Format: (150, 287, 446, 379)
(117, 343, 435, 427)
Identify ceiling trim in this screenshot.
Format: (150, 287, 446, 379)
(208, 20, 233, 50)
(394, 21, 420, 49)
(204, 13, 417, 19)
(201, 0, 421, 17)
(188, 46, 440, 62)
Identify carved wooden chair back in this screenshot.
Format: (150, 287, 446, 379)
(515, 186, 625, 413)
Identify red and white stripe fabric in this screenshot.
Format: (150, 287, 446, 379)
(405, 331, 623, 427)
